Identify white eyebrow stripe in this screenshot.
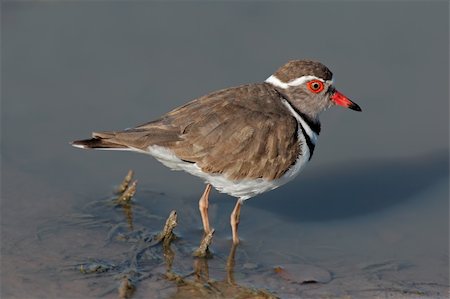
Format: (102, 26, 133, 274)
(265, 75, 333, 89)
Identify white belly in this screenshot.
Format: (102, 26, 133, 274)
(145, 133, 311, 201)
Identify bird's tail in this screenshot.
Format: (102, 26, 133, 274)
(71, 132, 127, 150)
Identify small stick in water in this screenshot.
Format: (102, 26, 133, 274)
(118, 276, 135, 299)
(117, 180, 137, 203)
(193, 229, 215, 258)
(117, 170, 134, 194)
(155, 210, 178, 245)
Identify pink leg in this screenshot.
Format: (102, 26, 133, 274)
(198, 184, 212, 234)
(230, 199, 242, 245)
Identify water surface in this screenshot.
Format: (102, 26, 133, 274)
(2, 2, 449, 298)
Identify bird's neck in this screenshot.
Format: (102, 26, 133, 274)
(273, 87, 321, 135)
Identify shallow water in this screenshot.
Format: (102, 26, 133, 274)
(2, 2, 449, 298)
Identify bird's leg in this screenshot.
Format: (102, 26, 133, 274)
(198, 184, 212, 234)
(230, 199, 242, 245)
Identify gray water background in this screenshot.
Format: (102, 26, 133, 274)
(2, 2, 449, 298)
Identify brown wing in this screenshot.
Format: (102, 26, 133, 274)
(94, 83, 301, 180)
(163, 84, 301, 180)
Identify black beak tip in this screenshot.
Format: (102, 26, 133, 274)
(349, 103, 362, 112)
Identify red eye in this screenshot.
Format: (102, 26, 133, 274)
(307, 80, 324, 93)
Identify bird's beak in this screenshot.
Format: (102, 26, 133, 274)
(331, 90, 362, 112)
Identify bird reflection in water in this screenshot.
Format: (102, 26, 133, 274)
(162, 240, 277, 299)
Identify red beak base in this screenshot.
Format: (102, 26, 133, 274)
(331, 90, 362, 112)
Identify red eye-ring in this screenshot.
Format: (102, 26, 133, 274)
(307, 80, 325, 93)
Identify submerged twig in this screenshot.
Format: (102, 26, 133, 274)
(118, 276, 135, 299)
(125, 210, 177, 265)
(117, 180, 138, 203)
(193, 229, 215, 258)
(155, 210, 178, 246)
(78, 260, 117, 274)
(117, 170, 134, 194)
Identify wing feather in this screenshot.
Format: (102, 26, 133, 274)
(91, 84, 301, 180)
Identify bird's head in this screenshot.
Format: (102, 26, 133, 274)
(265, 60, 361, 120)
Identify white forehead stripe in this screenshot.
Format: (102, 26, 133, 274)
(265, 75, 333, 89)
